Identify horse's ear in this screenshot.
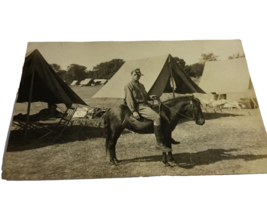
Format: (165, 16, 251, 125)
(184, 103, 191, 112)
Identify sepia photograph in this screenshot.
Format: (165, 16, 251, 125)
(2, 41, 267, 180)
(1, 1, 267, 199)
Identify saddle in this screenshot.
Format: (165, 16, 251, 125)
(124, 99, 166, 123)
(124, 99, 161, 113)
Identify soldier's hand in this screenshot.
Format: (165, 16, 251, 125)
(133, 111, 140, 120)
(150, 95, 158, 100)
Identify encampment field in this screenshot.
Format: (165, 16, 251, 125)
(2, 85, 267, 180)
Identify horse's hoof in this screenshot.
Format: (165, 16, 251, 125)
(114, 159, 120, 164)
(110, 164, 117, 168)
(164, 162, 172, 167)
(109, 161, 118, 167)
(169, 160, 178, 166)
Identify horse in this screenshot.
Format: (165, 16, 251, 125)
(104, 95, 205, 166)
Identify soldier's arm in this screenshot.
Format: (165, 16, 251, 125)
(124, 85, 136, 113)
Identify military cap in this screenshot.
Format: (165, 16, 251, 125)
(131, 68, 144, 76)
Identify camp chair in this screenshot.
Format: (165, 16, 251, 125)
(37, 107, 77, 141)
(12, 119, 27, 131)
(12, 107, 77, 141)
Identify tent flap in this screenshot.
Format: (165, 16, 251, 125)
(17, 49, 87, 106)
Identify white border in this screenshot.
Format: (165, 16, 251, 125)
(1, 1, 266, 199)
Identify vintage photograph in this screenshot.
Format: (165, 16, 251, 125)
(2, 41, 267, 180)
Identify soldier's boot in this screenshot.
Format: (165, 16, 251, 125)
(170, 137, 180, 145)
(154, 125, 172, 152)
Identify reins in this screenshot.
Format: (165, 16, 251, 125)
(157, 97, 195, 121)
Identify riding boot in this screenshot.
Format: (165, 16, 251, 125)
(154, 125, 172, 152)
(170, 137, 180, 145)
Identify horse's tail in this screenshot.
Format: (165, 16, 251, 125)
(103, 112, 110, 155)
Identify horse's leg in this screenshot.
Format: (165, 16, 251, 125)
(160, 132, 173, 166)
(113, 129, 123, 164)
(108, 139, 116, 165)
(162, 152, 171, 167)
(104, 119, 115, 165)
(113, 149, 119, 164)
(108, 130, 117, 165)
(108, 128, 123, 165)
(165, 133, 177, 165)
(167, 152, 177, 165)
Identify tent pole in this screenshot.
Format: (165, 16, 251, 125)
(24, 70, 35, 141)
(169, 56, 175, 98)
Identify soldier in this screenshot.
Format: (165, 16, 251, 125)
(124, 68, 179, 152)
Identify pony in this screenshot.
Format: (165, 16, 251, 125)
(104, 95, 205, 166)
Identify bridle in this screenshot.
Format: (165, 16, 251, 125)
(157, 97, 196, 121)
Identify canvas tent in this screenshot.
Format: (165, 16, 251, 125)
(70, 80, 78, 86)
(199, 58, 253, 94)
(93, 54, 205, 99)
(198, 58, 257, 101)
(17, 49, 87, 107)
(80, 78, 93, 86)
(16, 49, 87, 139)
(94, 79, 107, 85)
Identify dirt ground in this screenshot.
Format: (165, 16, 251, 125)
(3, 86, 267, 180)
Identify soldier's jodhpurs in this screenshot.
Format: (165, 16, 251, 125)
(138, 105, 161, 125)
(138, 105, 171, 152)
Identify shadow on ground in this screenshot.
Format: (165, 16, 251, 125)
(176, 112, 244, 124)
(121, 148, 267, 169)
(6, 125, 105, 152)
(203, 112, 244, 120)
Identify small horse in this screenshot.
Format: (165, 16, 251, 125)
(104, 95, 205, 166)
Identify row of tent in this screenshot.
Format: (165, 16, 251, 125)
(93, 54, 255, 102)
(70, 79, 107, 86)
(17, 49, 256, 109)
(93, 54, 205, 98)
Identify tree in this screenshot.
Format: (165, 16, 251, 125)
(199, 53, 219, 64)
(50, 63, 61, 72)
(57, 70, 67, 82)
(91, 59, 125, 79)
(173, 57, 186, 68)
(228, 53, 245, 59)
(173, 57, 191, 77)
(189, 63, 205, 78)
(66, 64, 88, 83)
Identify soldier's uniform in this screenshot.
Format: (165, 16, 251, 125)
(124, 68, 172, 152)
(124, 79, 160, 124)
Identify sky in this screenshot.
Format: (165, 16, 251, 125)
(26, 40, 245, 71)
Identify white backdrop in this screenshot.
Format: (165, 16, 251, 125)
(1, 1, 266, 199)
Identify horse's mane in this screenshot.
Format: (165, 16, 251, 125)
(162, 96, 194, 106)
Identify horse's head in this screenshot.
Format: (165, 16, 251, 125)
(161, 95, 205, 125)
(184, 96, 205, 125)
